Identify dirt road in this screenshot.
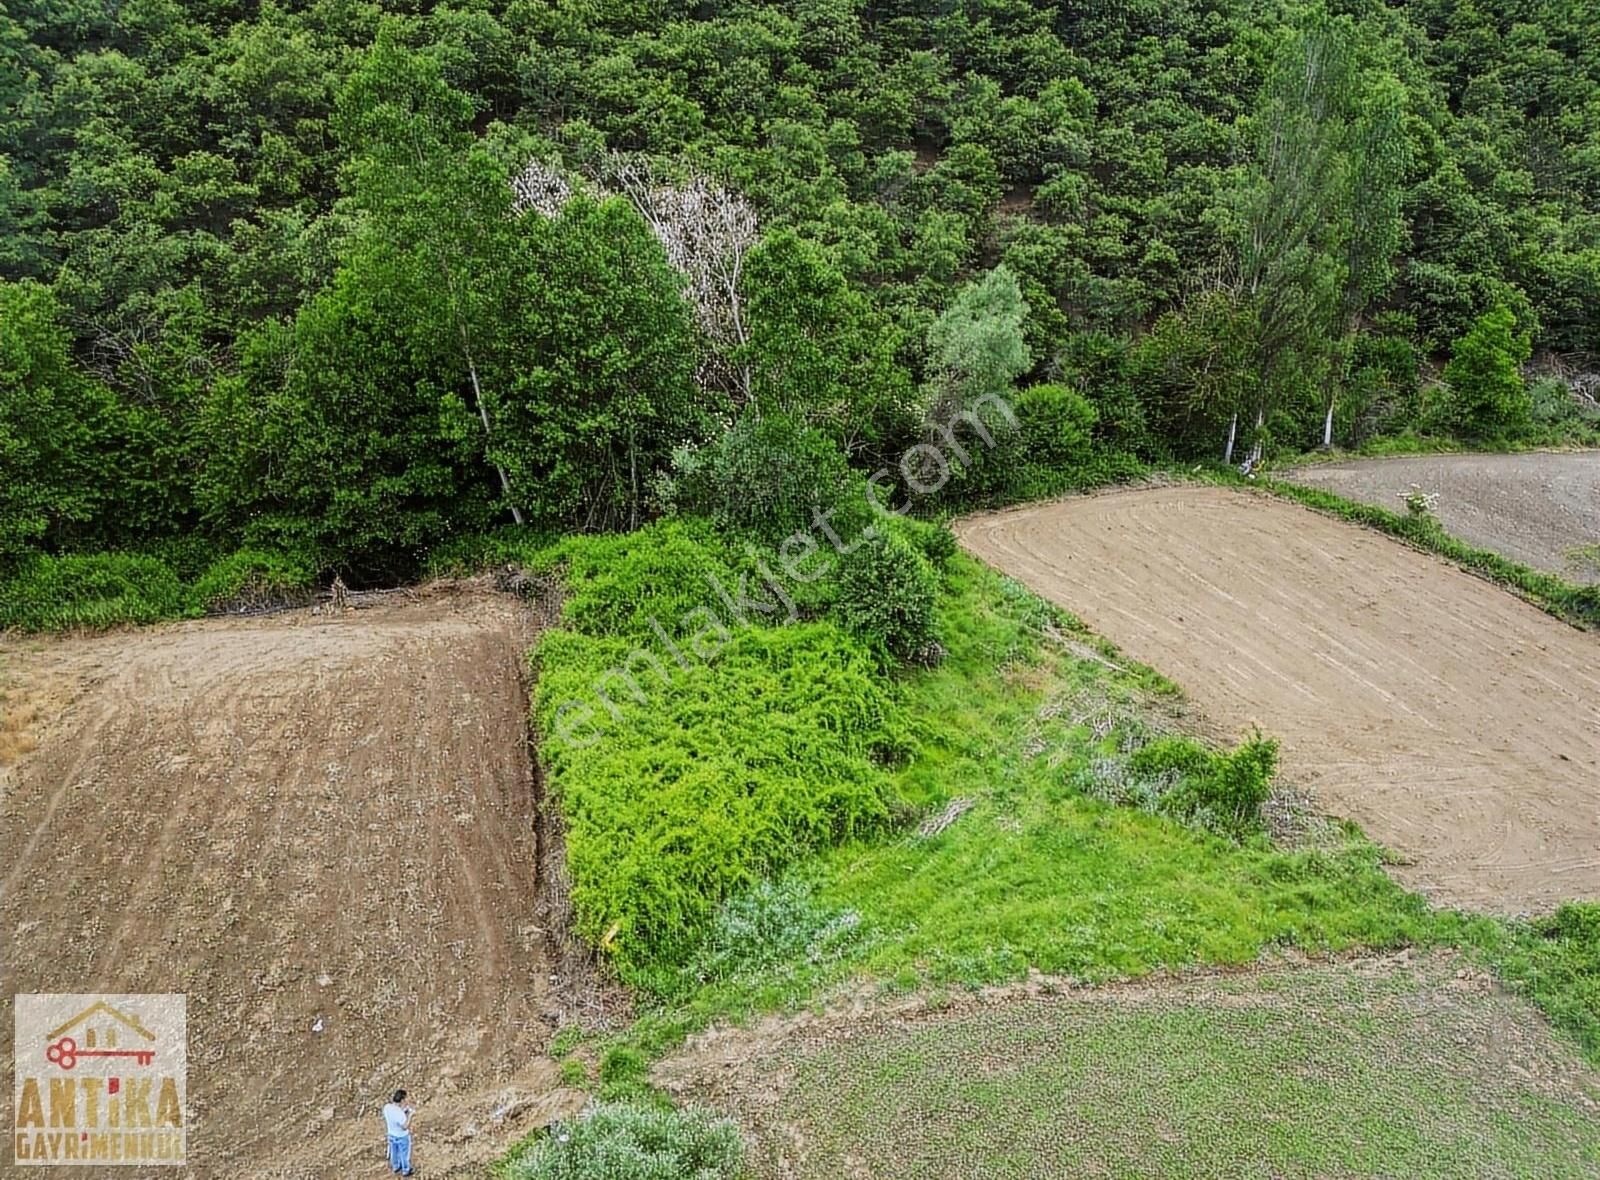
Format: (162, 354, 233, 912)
(1285, 450, 1600, 582)
(956, 486, 1600, 913)
(0, 587, 581, 1177)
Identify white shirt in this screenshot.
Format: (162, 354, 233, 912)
(382, 1103, 411, 1138)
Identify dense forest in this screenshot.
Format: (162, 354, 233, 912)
(3, 0, 1599, 595)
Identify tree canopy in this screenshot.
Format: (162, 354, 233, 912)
(3, 0, 1598, 575)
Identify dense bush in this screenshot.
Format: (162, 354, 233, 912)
(1179, 733, 1279, 835)
(878, 514, 958, 568)
(836, 532, 939, 660)
(191, 549, 315, 613)
(1440, 307, 1533, 441)
(529, 522, 905, 976)
(0, 554, 193, 632)
(1016, 383, 1099, 467)
(1080, 731, 1279, 838)
(503, 1103, 742, 1180)
(534, 622, 900, 974)
(664, 412, 858, 539)
(532, 520, 741, 638)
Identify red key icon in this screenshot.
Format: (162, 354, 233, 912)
(46, 1037, 155, 1070)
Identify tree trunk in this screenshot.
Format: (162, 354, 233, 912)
(1224, 411, 1239, 464)
(628, 422, 639, 531)
(407, 125, 524, 527)
(459, 326, 524, 526)
(1322, 399, 1335, 449)
(1247, 406, 1266, 466)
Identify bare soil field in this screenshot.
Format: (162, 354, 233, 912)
(0, 587, 582, 1177)
(658, 956, 1600, 1179)
(1285, 450, 1600, 582)
(956, 486, 1600, 913)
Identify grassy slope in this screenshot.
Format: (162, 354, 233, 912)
(815, 559, 1431, 979)
(624, 554, 1450, 1052)
(617, 550, 1597, 1061)
(500, 518, 1599, 1176)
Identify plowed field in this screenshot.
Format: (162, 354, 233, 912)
(957, 486, 1600, 913)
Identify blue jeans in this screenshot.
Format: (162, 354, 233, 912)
(387, 1134, 412, 1174)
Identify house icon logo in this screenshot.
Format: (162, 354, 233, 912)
(43, 1001, 158, 1071)
(12, 993, 187, 1167)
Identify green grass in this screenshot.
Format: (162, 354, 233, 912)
(732, 961, 1600, 1179)
(506, 514, 1600, 1177)
(600, 548, 1598, 1073)
(617, 554, 1439, 1052)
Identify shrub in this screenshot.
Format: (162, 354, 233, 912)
(668, 879, 866, 996)
(423, 526, 556, 577)
(836, 532, 938, 660)
(665, 412, 859, 539)
(1078, 731, 1279, 839)
(503, 1103, 743, 1180)
(877, 513, 958, 568)
(1441, 306, 1532, 441)
(191, 548, 316, 613)
(1180, 731, 1278, 833)
(0, 553, 193, 631)
(1015, 382, 1098, 467)
(1127, 736, 1216, 781)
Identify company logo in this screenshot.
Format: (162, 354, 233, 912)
(13, 994, 187, 1167)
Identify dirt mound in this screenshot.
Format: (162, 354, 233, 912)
(957, 486, 1600, 913)
(0, 587, 579, 1176)
(1285, 450, 1600, 583)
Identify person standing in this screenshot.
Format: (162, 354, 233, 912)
(382, 1089, 415, 1176)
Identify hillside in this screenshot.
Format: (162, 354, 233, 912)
(5, 0, 1600, 592)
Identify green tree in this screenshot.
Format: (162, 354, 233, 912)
(491, 196, 697, 530)
(741, 229, 912, 457)
(0, 281, 109, 562)
(921, 264, 1032, 492)
(333, 25, 524, 522)
(1442, 306, 1533, 441)
(925, 264, 1032, 414)
(203, 256, 496, 574)
(1225, 13, 1356, 463)
(1015, 383, 1098, 468)
(1322, 77, 1411, 448)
